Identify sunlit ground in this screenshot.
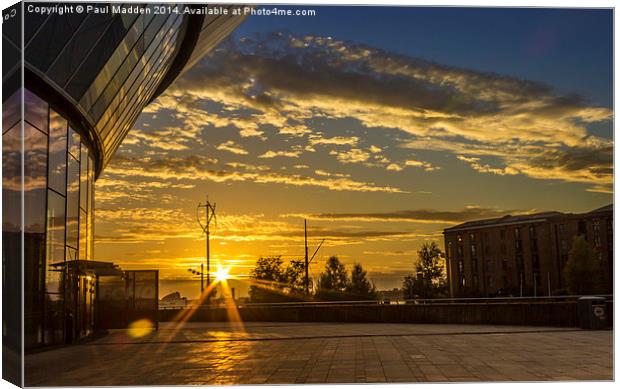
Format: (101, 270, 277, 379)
(25, 322, 613, 385)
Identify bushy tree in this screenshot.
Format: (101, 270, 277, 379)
(284, 259, 307, 294)
(249, 257, 308, 302)
(345, 263, 377, 300)
(564, 236, 603, 295)
(315, 256, 349, 300)
(403, 241, 447, 299)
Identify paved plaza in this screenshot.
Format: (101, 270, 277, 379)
(25, 322, 613, 385)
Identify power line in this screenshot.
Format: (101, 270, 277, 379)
(197, 196, 216, 298)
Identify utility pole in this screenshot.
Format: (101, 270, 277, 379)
(304, 219, 309, 294)
(197, 197, 216, 300)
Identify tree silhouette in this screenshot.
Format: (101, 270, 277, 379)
(403, 241, 447, 299)
(564, 236, 603, 295)
(346, 263, 377, 300)
(315, 256, 349, 300)
(249, 257, 307, 302)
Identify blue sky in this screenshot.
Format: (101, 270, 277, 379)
(237, 6, 613, 108)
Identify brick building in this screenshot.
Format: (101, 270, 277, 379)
(443, 205, 612, 297)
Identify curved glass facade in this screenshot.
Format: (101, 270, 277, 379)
(4, 88, 95, 347)
(3, 2, 246, 358)
(22, 4, 246, 174)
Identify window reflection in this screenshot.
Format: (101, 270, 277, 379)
(24, 123, 47, 233)
(66, 156, 80, 250)
(79, 210, 87, 260)
(24, 89, 49, 134)
(2, 89, 21, 133)
(48, 110, 68, 195)
(68, 126, 81, 161)
(80, 144, 89, 211)
(2, 124, 21, 232)
(46, 190, 66, 265)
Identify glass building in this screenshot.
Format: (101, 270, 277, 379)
(2, 2, 245, 384)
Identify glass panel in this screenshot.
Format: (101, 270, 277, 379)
(2, 124, 21, 232)
(2, 122, 22, 368)
(80, 144, 88, 211)
(66, 156, 80, 250)
(43, 289, 64, 345)
(66, 14, 141, 100)
(24, 89, 49, 133)
(79, 210, 87, 260)
(66, 246, 78, 261)
(87, 155, 94, 260)
(47, 14, 116, 87)
(24, 123, 47, 233)
(46, 190, 66, 266)
(48, 109, 68, 195)
(23, 122, 48, 349)
(2, 88, 21, 134)
(68, 126, 80, 161)
(25, 13, 86, 72)
(99, 18, 181, 151)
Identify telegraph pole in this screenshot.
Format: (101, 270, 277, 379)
(304, 219, 309, 294)
(197, 197, 216, 299)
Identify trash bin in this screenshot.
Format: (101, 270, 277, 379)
(577, 296, 608, 329)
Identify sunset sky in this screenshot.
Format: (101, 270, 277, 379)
(93, 6, 613, 298)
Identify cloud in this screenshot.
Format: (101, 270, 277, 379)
(217, 140, 249, 155)
(148, 32, 611, 192)
(309, 135, 359, 146)
(329, 148, 370, 164)
(283, 206, 528, 224)
(104, 155, 407, 193)
(404, 159, 440, 172)
(259, 150, 302, 158)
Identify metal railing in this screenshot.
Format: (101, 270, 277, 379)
(177, 294, 613, 310)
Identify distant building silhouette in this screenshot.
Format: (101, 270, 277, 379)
(443, 204, 612, 298)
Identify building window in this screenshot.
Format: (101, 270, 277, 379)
(502, 260, 508, 271)
(528, 225, 536, 237)
(593, 220, 600, 233)
(594, 236, 601, 248)
(457, 234, 462, 243)
(469, 233, 475, 242)
(559, 224, 566, 233)
(514, 227, 520, 239)
(457, 260, 464, 273)
(486, 275, 493, 289)
(472, 259, 478, 273)
(561, 239, 568, 250)
(500, 230, 506, 240)
(470, 244, 477, 257)
(457, 245, 463, 257)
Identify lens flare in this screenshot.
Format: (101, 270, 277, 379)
(214, 266, 231, 282)
(128, 318, 154, 339)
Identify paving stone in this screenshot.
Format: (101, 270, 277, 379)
(24, 322, 613, 385)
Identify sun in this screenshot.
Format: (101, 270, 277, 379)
(214, 266, 231, 282)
